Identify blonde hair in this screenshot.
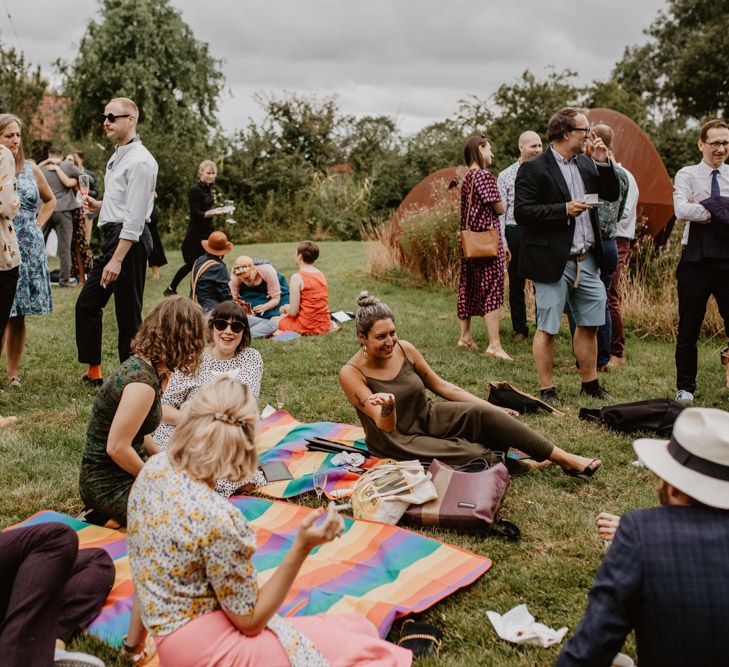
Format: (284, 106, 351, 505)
(0, 114, 24, 174)
(109, 97, 139, 118)
(167, 377, 259, 486)
(198, 159, 217, 177)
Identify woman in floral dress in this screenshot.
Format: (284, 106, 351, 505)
(0, 114, 55, 387)
(457, 136, 511, 360)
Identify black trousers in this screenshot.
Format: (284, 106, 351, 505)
(676, 259, 729, 393)
(0, 523, 115, 666)
(505, 225, 528, 336)
(169, 258, 195, 292)
(75, 224, 149, 365)
(0, 267, 19, 341)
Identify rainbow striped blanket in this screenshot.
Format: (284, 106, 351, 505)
(14, 498, 491, 647)
(256, 410, 379, 498)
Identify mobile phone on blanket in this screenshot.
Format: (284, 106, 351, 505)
(259, 461, 294, 483)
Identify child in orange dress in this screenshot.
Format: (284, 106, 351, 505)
(276, 241, 331, 335)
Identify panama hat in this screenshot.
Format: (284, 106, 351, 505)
(634, 407, 729, 509)
(201, 231, 233, 255)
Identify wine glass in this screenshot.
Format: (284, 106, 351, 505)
(224, 199, 237, 225)
(276, 386, 286, 411)
(78, 174, 90, 212)
(313, 464, 328, 504)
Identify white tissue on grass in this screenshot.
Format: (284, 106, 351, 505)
(260, 404, 276, 419)
(487, 604, 568, 648)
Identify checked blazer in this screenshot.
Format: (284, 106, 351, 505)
(513, 149, 619, 284)
(556, 505, 729, 667)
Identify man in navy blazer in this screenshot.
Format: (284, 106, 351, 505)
(557, 407, 729, 667)
(515, 107, 619, 407)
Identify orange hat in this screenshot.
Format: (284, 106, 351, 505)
(201, 231, 233, 255)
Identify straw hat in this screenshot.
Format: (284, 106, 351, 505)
(201, 231, 233, 255)
(634, 407, 729, 509)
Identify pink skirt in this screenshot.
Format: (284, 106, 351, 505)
(155, 610, 412, 667)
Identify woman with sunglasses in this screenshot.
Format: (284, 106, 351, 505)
(154, 300, 265, 497)
(79, 296, 205, 527)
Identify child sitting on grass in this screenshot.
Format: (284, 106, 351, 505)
(275, 241, 332, 335)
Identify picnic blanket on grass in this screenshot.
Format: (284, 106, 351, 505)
(256, 409, 381, 498)
(12, 498, 492, 648)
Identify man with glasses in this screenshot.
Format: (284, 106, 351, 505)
(673, 118, 729, 403)
(75, 97, 157, 386)
(514, 107, 619, 407)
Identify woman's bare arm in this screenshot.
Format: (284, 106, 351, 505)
(338, 364, 397, 431)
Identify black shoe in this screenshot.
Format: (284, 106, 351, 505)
(163, 286, 177, 297)
(580, 383, 613, 401)
(81, 373, 103, 388)
(539, 387, 561, 407)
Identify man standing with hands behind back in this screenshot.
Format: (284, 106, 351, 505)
(76, 97, 157, 386)
(514, 107, 619, 409)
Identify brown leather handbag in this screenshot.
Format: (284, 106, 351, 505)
(402, 458, 518, 539)
(458, 170, 499, 259)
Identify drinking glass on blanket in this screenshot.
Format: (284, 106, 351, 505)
(313, 464, 328, 504)
(276, 386, 286, 410)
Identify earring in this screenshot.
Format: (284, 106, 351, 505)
(362, 345, 368, 359)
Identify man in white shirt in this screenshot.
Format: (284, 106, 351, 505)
(497, 130, 542, 340)
(672, 118, 729, 402)
(75, 97, 158, 385)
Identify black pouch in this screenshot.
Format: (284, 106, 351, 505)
(579, 398, 685, 436)
(487, 381, 564, 416)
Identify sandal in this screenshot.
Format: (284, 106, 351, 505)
(121, 635, 157, 666)
(398, 619, 442, 658)
(563, 458, 602, 481)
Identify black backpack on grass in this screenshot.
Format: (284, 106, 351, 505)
(578, 398, 685, 436)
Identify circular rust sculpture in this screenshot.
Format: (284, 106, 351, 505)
(587, 108, 674, 236)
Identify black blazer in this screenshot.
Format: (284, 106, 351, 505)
(514, 149, 619, 283)
(556, 505, 729, 667)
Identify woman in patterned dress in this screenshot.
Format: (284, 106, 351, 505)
(154, 299, 265, 497)
(127, 377, 412, 666)
(0, 114, 55, 387)
(457, 136, 512, 360)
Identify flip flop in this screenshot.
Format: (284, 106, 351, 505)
(398, 620, 442, 658)
(563, 459, 602, 481)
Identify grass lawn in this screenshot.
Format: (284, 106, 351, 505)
(2, 239, 727, 665)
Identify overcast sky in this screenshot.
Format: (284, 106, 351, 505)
(1, 0, 667, 135)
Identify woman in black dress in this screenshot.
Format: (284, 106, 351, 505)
(164, 160, 217, 296)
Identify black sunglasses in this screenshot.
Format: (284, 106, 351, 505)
(101, 113, 132, 123)
(212, 318, 245, 333)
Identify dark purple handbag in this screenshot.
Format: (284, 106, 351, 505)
(402, 458, 518, 539)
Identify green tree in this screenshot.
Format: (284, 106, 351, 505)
(0, 45, 47, 142)
(614, 0, 729, 119)
(583, 78, 648, 126)
(59, 0, 224, 212)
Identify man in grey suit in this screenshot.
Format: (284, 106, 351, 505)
(557, 407, 729, 667)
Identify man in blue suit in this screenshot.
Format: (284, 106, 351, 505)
(557, 407, 729, 667)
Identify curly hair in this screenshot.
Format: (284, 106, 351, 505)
(355, 290, 395, 337)
(130, 296, 205, 376)
(208, 300, 251, 352)
(167, 377, 259, 485)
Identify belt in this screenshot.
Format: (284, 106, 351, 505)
(570, 251, 590, 287)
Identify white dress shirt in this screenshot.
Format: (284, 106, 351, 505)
(99, 137, 158, 243)
(615, 165, 639, 239)
(673, 160, 729, 245)
(551, 146, 594, 254)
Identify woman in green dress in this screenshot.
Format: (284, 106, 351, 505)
(339, 292, 602, 479)
(79, 296, 206, 526)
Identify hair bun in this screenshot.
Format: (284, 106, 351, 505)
(356, 290, 378, 308)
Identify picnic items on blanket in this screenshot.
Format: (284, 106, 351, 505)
(402, 458, 518, 539)
(578, 398, 685, 436)
(12, 499, 492, 647)
(351, 460, 437, 524)
(398, 620, 442, 658)
(487, 381, 565, 417)
(259, 461, 294, 483)
(330, 451, 366, 468)
(487, 604, 568, 648)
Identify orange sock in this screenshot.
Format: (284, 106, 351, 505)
(87, 364, 102, 380)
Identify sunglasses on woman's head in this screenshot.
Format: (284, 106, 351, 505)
(212, 319, 245, 333)
(232, 265, 253, 275)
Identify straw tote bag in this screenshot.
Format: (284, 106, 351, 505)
(458, 170, 499, 259)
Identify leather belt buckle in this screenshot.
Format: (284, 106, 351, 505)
(571, 252, 589, 262)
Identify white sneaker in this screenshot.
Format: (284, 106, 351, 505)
(54, 647, 105, 667)
(675, 390, 694, 402)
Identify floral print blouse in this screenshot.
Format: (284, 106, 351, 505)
(127, 453, 328, 666)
